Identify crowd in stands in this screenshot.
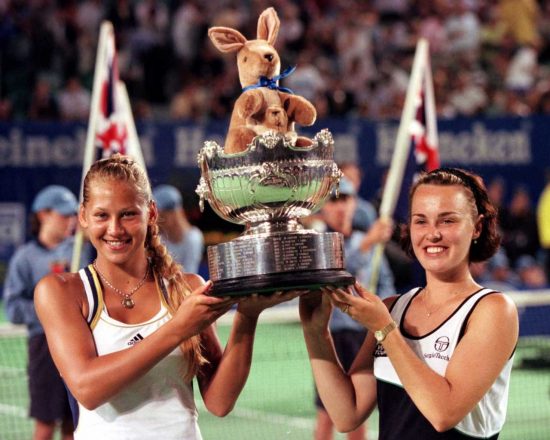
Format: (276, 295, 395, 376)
(2, 0, 550, 291)
(1, 0, 550, 121)
(471, 175, 550, 291)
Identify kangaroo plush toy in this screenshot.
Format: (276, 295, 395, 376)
(208, 7, 317, 154)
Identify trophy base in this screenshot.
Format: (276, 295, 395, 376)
(210, 269, 355, 297)
(206, 230, 352, 297)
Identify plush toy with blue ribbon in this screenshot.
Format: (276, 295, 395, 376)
(208, 7, 317, 154)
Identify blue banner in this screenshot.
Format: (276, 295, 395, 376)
(1, 116, 549, 293)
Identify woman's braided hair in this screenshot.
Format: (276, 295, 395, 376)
(83, 154, 206, 381)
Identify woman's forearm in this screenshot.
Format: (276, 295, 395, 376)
(200, 311, 258, 416)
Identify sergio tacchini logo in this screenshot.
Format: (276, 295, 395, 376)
(434, 336, 450, 352)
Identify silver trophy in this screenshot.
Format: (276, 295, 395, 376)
(196, 129, 354, 296)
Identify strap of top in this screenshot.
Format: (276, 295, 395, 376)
(78, 265, 103, 328)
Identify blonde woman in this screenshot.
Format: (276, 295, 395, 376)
(35, 154, 296, 439)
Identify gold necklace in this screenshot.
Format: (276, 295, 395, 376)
(420, 289, 447, 318)
(92, 260, 149, 309)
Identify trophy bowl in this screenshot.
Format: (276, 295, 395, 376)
(196, 129, 355, 296)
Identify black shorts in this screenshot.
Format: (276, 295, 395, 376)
(27, 333, 73, 424)
(314, 328, 367, 409)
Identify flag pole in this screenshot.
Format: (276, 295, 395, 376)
(71, 21, 114, 273)
(423, 49, 439, 161)
(368, 39, 430, 293)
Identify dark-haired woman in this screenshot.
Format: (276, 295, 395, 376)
(300, 168, 519, 439)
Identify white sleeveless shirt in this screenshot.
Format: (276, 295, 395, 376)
(74, 265, 202, 440)
(373, 287, 514, 439)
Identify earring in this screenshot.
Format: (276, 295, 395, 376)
(473, 239, 478, 245)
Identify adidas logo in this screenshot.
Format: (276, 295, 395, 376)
(127, 333, 144, 346)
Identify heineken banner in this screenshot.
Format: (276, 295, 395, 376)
(1, 115, 549, 294)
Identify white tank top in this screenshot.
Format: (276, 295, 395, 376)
(75, 265, 202, 440)
(374, 287, 514, 438)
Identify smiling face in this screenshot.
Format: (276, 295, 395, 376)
(410, 184, 481, 279)
(79, 178, 156, 266)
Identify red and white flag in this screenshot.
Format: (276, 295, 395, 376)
(391, 61, 440, 223)
(94, 29, 128, 159)
(369, 38, 440, 291)
(83, 21, 145, 169)
(379, 38, 440, 222)
(71, 21, 145, 271)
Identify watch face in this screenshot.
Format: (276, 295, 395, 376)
(375, 322, 396, 342)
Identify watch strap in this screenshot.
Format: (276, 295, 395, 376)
(375, 320, 397, 342)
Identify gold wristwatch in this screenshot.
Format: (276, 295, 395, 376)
(374, 321, 397, 343)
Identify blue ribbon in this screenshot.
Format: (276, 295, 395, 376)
(242, 65, 296, 94)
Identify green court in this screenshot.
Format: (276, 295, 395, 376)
(1, 312, 549, 439)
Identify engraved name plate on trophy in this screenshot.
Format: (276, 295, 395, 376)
(196, 129, 354, 296)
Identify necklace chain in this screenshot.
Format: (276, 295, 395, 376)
(421, 289, 446, 317)
(92, 260, 149, 309)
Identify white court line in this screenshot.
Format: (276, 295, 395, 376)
(0, 365, 25, 374)
(195, 400, 380, 438)
(227, 406, 314, 430)
(0, 403, 26, 418)
(0, 323, 27, 337)
(196, 399, 313, 430)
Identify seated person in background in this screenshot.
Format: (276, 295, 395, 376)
(515, 254, 549, 289)
(480, 249, 521, 292)
(152, 185, 204, 274)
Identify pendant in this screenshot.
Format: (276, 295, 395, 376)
(122, 297, 135, 309)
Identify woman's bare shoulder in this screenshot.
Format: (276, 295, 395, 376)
(476, 291, 518, 320)
(37, 271, 83, 290)
(182, 272, 206, 290)
(35, 271, 87, 310)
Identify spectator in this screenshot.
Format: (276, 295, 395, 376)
(483, 250, 521, 292)
(515, 254, 549, 289)
(499, 0, 540, 47)
(4, 185, 92, 440)
(536, 169, 550, 280)
(504, 43, 539, 93)
(57, 76, 91, 121)
(500, 185, 540, 267)
(5, 1, 550, 120)
(28, 78, 60, 120)
(153, 184, 205, 275)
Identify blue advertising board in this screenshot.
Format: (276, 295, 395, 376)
(1, 115, 549, 295)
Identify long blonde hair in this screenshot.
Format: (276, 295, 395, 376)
(83, 154, 206, 380)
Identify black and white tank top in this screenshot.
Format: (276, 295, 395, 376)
(373, 287, 514, 439)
